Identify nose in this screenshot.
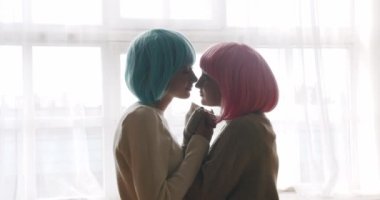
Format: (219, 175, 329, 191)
(195, 78, 202, 88)
(190, 70, 198, 83)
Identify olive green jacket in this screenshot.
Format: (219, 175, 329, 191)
(185, 113, 279, 200)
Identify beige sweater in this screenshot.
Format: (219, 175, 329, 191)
(185, 113, 279, 200)
(114, 104, 209, 200)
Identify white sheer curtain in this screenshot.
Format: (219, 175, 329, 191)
(0, 0, 379, 199)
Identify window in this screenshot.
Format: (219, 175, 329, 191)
(226, 0, 351, 28)
(32, 0, 102, 25)
(0, 0, 22, 23)
(1, 0, 378, 199)
(120, 0, 213, 20)
(0, 46, 23, 200)
(32, 46, 103, 198)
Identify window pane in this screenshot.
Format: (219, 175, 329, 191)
(292, 48, 350, 106)
(317, 0, 351, 27)
(120, 0, 213, 20)
(298, 0, 351, 27)
(0, 46, 23, 112)
(0, 0, 22, 23)
(33, 46, 104, 198)
(290, 48, 351, 183)
(227, 0, 299, 27)
(254, 48, 352, 187)
(120, 0, 164, 19)
(0, 129, 19, 199)
(120, 54, 138, 109)
(227, 0, 351, 28)
(0, 46, 22, 199)
(31, 0, 102, 25)
(169, 0, 212, 20)
(33, 46, 103, 117)
(255, 48, 302, 188)
(0, 46, 23, 97)
(0, 47, 22, 92)
(35, 127, 103, 199)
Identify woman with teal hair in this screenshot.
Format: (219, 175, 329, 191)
(113, 29, 215, 200)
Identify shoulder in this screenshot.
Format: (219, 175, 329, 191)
(225, 113, 275, 140)
(116, 104, 168, 147)
(122, 104, 163, 127)
(227, 113, 265, 131)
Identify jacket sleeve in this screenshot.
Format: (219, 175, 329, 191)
(116, 108, 209, 200)
(185, 120, 259, 200)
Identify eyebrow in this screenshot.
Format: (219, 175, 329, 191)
(202, 73, 210, 79)
(183, 66, 192, 71)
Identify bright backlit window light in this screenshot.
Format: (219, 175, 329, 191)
(0, 46, 23, 96)
(120, 0, 164, 19)
(169, 0, 212, 20)
(31, 0, 102, 25)
(33, 46, 102, 106)
(120, 54, 138, 108)
(120, 0, 212, 20)
(0, 0, 22, 23)
(226, 0, 299, 27)
(226, 0, 350, 27)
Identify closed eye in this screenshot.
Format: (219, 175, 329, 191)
(181, 68, 192, 74)
(200, 74, 210, 81)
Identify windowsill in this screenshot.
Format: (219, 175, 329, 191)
(279, 192, 380, 200)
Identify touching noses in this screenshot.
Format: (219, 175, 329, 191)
(191, 70, 198, 83)
(195, 76, 203, 88)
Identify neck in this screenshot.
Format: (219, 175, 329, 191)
(153, 95, 172, 112)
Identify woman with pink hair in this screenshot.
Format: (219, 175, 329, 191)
(185, 42, 280, 200)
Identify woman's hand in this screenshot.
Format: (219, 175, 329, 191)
(183, 106, 205, 146)
(194, 109, 216, 141)
(183, 105, 216, 149)
(185, 103, 201, 124)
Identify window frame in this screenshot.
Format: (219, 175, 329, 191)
(0, 0, 361, 199)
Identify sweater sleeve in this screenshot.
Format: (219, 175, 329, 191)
(185, 120, 259, 200)
(116, 108, 209, 200)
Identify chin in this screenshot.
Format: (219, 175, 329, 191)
(201, 99, 210, 106)
(177, 93, 191, 99)
(201, 99, 219, 107)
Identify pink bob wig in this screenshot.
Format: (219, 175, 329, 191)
(200, 42, 279, 121)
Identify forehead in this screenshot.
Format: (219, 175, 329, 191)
(199, 71, 209, 76)
(179, 64, 192, 71)
(199, 72, 212, 80)
(198, 72, 219, 87)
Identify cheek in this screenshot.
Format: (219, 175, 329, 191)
(203, 85, 221, 106)
(169, 76, 187, 90)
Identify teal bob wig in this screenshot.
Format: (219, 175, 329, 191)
(125, 29, 196, 105)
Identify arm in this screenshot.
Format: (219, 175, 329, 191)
(116, 108, 209, 200)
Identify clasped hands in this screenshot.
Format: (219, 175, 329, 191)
(183, 103, 216, 146)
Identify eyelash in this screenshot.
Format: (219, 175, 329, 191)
(201, 75, 209, 82)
